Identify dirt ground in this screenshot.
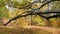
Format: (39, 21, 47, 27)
(0, 26, 60, 34)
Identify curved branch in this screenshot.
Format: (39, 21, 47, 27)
(3, 0, 59, 26)
(4, 12, 32, 26)
(13, 0, 58, 9)
(37, 10, 60, 19)
(4, 9, 60, 26)
(46, 15, 60, 19)
(38, 10, 60, 14)
(13, 0, 44, 9)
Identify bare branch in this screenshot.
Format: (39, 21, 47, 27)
(4, 9, 60, 26)
(3, 0, 60, 26)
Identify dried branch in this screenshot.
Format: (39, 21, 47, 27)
(4, 0, 60, 26)
(4, 9, 60, 26)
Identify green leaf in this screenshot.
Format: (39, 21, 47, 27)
(0, 6, 9, 18)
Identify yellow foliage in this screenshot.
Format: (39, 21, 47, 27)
(16, 17, 31, 26)
(50, 18, 60, 28)
(32, 3, 42, 9)
(32, 15, 46, 26)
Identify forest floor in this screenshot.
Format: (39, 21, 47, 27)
(0, 26, 60, 34)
